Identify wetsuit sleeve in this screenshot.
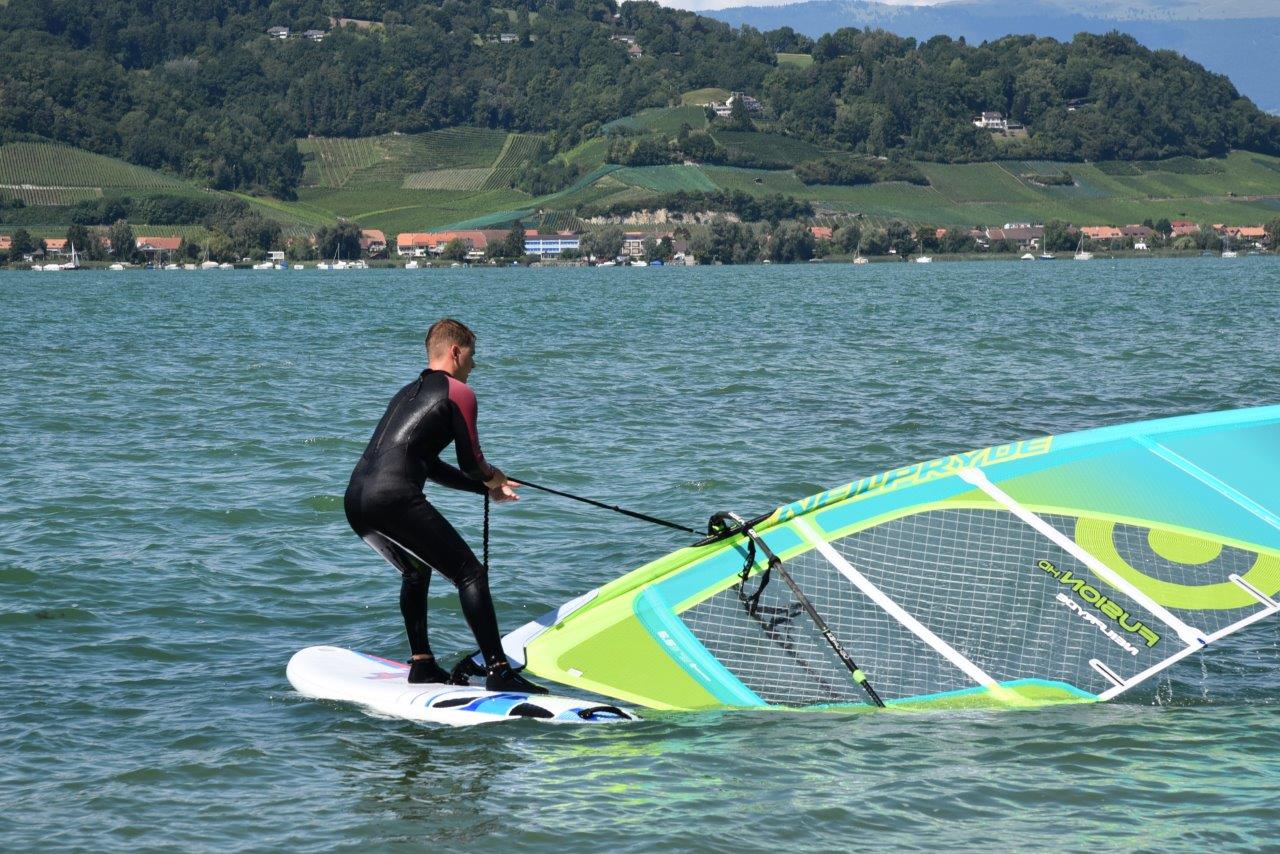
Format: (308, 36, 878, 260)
(446, 379, 497, 483)
(424, 457, 487, 495)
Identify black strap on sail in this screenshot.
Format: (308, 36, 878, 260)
(707, 511, 886, 708)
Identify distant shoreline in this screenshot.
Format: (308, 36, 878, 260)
(4, 249, 1272, 271)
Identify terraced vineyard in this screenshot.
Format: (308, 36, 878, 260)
(402, 168, 494, 191)
(299, 128, 513, 188)
(613, 165, 718, 193)
(710, 131, 829, 166)
(0, 186, 103, 205)
(0, 142, 184, 189)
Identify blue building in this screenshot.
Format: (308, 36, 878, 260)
(524, 234, 580, 259)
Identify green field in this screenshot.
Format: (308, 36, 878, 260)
(602, 105, 708, 135)
(682, 88, 731, 106)
(612, 165, 718, 193)
(710, 131, 829, 166)
(776, 53, 814, 68)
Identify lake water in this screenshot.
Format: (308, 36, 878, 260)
(3, 258, 1279, 850)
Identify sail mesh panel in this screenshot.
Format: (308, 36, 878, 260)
(826, 509, 1171, 695)
(681, 508, 1185, 706)
(1048, 518, 1263, 637)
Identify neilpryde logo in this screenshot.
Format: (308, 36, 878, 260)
(1037, 559, 1161, 655)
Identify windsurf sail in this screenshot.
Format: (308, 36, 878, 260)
(505, 406, 1280, 711)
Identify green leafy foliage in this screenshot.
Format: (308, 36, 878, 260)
(2, 1, 1275, 202)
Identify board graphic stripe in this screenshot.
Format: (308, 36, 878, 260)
(791, 517, 1012, 698)
(1135, 435, 1280, 533)
(958, 466, 1208, 647)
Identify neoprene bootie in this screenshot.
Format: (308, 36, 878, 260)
(486, 663, 549, 694)
(449, 656, 485, 686)
(407, 657, 451, 684)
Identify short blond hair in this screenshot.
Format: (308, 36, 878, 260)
(425, 317, 476, 357)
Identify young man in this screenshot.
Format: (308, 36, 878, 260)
(344, 318, 546, 693)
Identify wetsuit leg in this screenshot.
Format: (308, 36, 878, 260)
(360, 532, 434, 658)
(358, 498, 506, 667)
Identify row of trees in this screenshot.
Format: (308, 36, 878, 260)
(3, 1, 1278, 197)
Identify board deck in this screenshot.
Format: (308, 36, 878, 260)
(286, 646, 638, 726)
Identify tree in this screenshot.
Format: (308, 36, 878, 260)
(1043, 220, 1074, 252)
(690, 220, 759, 264)
(1154, 217, 1173, 237)
(440, 238, 470, 262)
(1265, 218, 1280, 248)
(107, 220, 136, 262)
(834, 223, 862, 254)
(10, 228, 33, 259)
(767, 223, 816, 263)
(886, 220, 917, 257)
(860, 227, 890, 255)
(646, 236, 675, 262)
(492, 221, 526, 259)
(65, 224, 90, 256)
(726, 96, 756, 132)
(315, 221, 362, 261)
(581, 226, 625, 261)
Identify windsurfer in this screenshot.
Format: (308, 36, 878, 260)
(343, 318, 547, 693)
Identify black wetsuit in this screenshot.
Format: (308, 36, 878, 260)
(344, 368, 503, 664)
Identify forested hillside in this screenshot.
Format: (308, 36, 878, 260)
(1, 0, 1277, 198)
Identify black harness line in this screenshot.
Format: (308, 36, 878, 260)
(709, 511, 886, 708)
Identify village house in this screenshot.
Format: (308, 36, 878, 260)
(973, 112, 1008, 131)
(712, 93, 763, 118)
(359, 229, 387, 257)
(524, 231, 581, 259)
(396, 230, 509, 260)
(43, 237, 69, 257)
(808, 226, 833, 241)
(985, 224, 1045, 251)
(303, 29, 326, 42)
(1080, 226, 1125, 241)
(0, 235, 11, 254)
(136, 235, 183, 263)
(267, 26, 290, 40)
(1169, 220, 1200, 238)
(1218, 225, 1268, 247)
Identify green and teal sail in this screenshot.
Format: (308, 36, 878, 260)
(505, 406, 1280, 711)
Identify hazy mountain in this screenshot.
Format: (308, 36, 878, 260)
(708, 0, 1280, 112)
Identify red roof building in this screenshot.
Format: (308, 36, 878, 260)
(1080, 226, 1124, 241)
(808, 226, 833, 241)
(136, 236, 183, 252)
(359, 229, 387, 255)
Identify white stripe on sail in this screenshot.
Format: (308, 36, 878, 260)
(1097, 603, 1280, 701)
(958, 466, 1207, 648)
(791, 516, 1021, 702)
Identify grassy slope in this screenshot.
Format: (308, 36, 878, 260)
(6, 119, 1280, 237)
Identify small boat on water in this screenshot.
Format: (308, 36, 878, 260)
(1021, 253, 1035, 261)
(405, 259, 420, 269)
(1073, 233, 1093, 261)
(914, 255, 933, 263)
(853, 255, 869, 265)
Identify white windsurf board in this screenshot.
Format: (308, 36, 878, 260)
(287, 645, 637, 726)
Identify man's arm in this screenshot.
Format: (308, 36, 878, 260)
(424, 457, 486, 495)
(445, 377, 500, 485)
